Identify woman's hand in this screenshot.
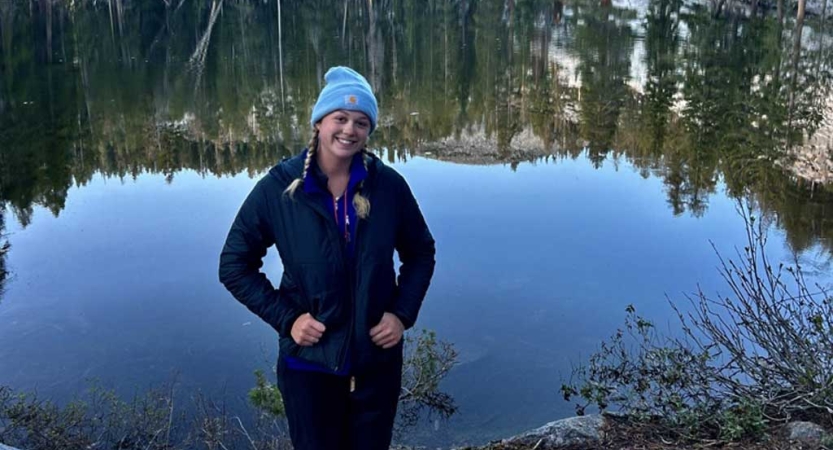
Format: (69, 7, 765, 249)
(291, 313, 326, 346)
(370, 313, 404, 349)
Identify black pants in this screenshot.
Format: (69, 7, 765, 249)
(276, 355, 402, 450)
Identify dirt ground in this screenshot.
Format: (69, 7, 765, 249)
(455, 419, 827, 450)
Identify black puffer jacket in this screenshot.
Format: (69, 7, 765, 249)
(219, 151, 436, 373)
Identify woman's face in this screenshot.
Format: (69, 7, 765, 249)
(315, 110, 371, 163)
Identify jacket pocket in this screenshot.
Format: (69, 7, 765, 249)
(278, 335, 301, 358)
(278, 273, 304, 310)
(278, 331, 344, 370)
(278, 335, 327, 364)
(309, 288, 347, 327)
(362, 262, 397, 326)
(294, 262, 348, 322)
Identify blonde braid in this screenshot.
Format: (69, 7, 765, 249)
(352, 149, 371, 219)
(284, 129, 319, 196)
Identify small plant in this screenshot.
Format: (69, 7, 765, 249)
(398, 329, 459, 431)
(245, 329, 460, 432)
(717, 398, 766, 441)
(248, 369, 285, 418)
(561, 304, 718, 421)
(820, 432, 833, 449)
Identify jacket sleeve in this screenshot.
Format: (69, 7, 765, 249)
(218, 179, 303, 336)
(391, 178, 436, 329)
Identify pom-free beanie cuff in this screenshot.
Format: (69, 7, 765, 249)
(310, 66, 378, 134)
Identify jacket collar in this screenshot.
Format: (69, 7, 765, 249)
(302, 150, 369, 197)
(272, 149, 380, 192)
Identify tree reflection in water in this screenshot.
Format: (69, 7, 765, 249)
(0, 0, 831, 257)
(0, 205, 7, 298)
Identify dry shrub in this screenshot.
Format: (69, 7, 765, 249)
(563, 204, 832, 443)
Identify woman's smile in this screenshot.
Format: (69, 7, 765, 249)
(317, 110, 371, 161)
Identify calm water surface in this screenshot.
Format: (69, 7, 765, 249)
(1, 0, 832, 446)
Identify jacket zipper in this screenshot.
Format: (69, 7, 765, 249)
(298, 191, 352, 373)
(335, 267, 353, 372)
(296, 160, 373, 373)
(336, 213, 363, 373)
(333, 201, 362, 374)
(329, 222, 352, 373)
(331, 192, 352, 372)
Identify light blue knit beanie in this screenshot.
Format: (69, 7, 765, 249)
(310, 66, 378, 135)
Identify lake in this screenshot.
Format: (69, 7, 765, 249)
(1, 0, 832, 446)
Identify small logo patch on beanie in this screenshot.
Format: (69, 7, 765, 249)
(345, 95, 359, 105)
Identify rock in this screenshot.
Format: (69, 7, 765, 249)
(805, 0, 833, 17)
(414, 126, 555, 165)
(786, 421, 829, 445)
(502, 415, 606, 449)
(0, 444, 22, 450)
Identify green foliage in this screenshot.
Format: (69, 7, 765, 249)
(563, 207, 833, 443)
(0, 383, 180, 449)
(561, 305, 717, 420)
(821, 432, 833, 449)
(245, 328, 459, 432)
(562, 302, 775, 442)
(0, 382, 289, 449)
(717, 398, 767, 441)
(248, 369, 285, 418)
(398, 329, 459, 431)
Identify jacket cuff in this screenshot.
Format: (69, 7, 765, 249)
(276, 308, 304, 337)
(391, 309, 416, 330)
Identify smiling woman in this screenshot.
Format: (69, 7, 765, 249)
(219, 66, 436, 450)
(317, 110, 371, 168)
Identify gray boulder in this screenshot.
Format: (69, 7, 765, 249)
(806, 0, 833, 17)
(786, 421, 829, 446)
(502, 415, 606, 449)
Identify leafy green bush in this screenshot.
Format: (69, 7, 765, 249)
(248, 369, 285, 418)
(398, 329, 459, 430)
(717, 398, 767, 441)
